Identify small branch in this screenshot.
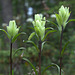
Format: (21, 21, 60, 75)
(59, 26, 63, 75)
(38, 40, 42, 75)
(10, 40, 12, 75)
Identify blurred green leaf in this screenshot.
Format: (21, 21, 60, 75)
(24, 40, 39, 52)
(0, 29, 10, 38)
(46, 20, 58, 28)
(42, 30, 57, 41)
(45, 27, 54, 31)
(12, 32, 26, 43)
(9, 70, 14, 75)
(61, 41, 69, 57)
(67, 19, 75, 24)
(28, 32, 35, 40)
(23, 58, 38, 75)
(41, 41, 46, 51)
(28, 27, 35, 30)
(13, 47, 25, 58)
(41, 63, 60, 75)
(12, 70, 14, 75)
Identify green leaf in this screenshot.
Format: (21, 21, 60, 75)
(46, 20, 58, 28)
(56, 14, 62, 26)
(13, 47, 25, 58)
(12, 70, 14, 75)
(9, 70, 14, 75)
(23, 58, 38, 75)
(41, 41, 46, 51)
(61, 41, 69, 57)
(57, 25, 62, 33)
(28, 32, 35, 40)
(45, 27, 54, 31)
(24, 40, 39, 52)
(0, 29, 10, 39)
(28, 27, 35, 30)
(67, 19, 75, 24)
(12, 32, 26, 43)
(41, 63, 60, 75)
(42, 30, 57, 41)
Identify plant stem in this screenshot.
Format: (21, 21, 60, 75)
(38, 40, 42, 75)
(10, 40, 12, 75)
(59, 26, 63, 75)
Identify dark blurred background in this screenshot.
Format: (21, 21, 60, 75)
(0, 0, 75, 75)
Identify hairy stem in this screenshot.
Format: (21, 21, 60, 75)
(59, 26, 63, 75)
(38, 40, 42, 75)
(10, 40, 12, 75)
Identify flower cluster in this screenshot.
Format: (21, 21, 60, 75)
(56, 5, 70, 32)
(7, 20, 19, 39)
(32, 14, 46, 41)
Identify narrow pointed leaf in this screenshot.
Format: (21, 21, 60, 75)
(12, 32, 26, 43)
(12, 70, 14, 75)
(67, 19, 75, 24)
(46, 20, 58, 27)
(0, 29, 10, 38)
(56, 14, 62, 26)
(9, 70, 14, 75)
(24, 40, 39, 52)
(42, 30, 57, 41)
(45, 27, 54, 31)
(23, 58, 38, 75)
(50, 21, 58, 28)
(13, 47, 25, 58)
(61, 41, 69, 57)
(42, 63, 60, 75)
(28, 27, 35, 30)
(41, 41, 46, 51)
(28, 32, 35, 40)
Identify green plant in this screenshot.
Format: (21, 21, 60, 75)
(0, 20, 25, 75)
(22, 14, 60, 75)
(0, 4, 75, 75)
(55, 5, 75, 75)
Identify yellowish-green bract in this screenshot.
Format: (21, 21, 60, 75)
(7, 20, 19, 39)
(32, 14, 46, 41)
(56, 5, 70, 32)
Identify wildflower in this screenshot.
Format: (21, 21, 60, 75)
(56, 5, 70, 31)
(32, 14, 46, 41)
(7, 20, 19, 39)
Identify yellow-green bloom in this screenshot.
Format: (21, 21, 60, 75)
(32, 14, 46, 41)
(56, 5, 70, 31)
(7, 20, 19, 39)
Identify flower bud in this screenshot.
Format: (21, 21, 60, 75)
(7, 20, 19, 39)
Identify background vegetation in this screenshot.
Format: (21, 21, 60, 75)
(0, 0, 75, 75)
